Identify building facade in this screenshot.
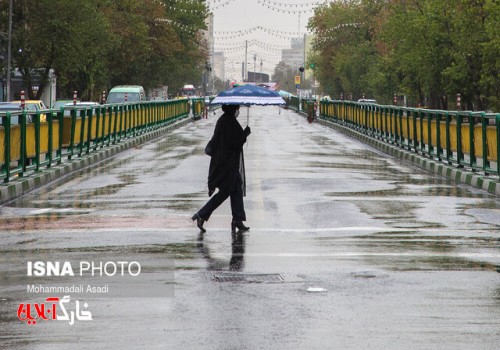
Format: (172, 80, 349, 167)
(213, 51, 225, 81)
(281, 37, 305, 70)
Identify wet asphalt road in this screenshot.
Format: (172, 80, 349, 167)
(0, 106, 499, 349)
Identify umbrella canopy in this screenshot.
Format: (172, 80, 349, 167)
(211, 84, 286, 106)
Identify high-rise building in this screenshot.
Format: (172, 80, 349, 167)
(203, 13, 214, 94)
(281, 35, 315, 80)
(213, 51, 225, 81)
(281, 37, 304, 70)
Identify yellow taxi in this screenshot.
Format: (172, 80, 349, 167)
(11, 100, 47, 122)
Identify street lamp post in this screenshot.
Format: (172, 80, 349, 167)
(253, 54, 256, 83)
(259, 59, 263, 83)
(6, 0, 13, 101)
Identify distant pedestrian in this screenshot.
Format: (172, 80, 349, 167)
(192, 104, 251, 234)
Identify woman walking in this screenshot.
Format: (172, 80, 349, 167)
(192, 104, 251, 234)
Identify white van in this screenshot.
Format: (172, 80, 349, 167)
(107, 85, 146, 103)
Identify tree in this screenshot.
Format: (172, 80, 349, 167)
(8, 0, 112, 100)
(154, 0, 208, 93)
(449, 0, 500, 111)
(272, 61, 299, 92)
(308, 0, 382, 101)
(213, 76, 226, 93)
(481, 0, 500, 111)
(3, 0, 209, 101)
(308, 0, 500, 110)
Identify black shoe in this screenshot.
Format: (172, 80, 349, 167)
(192, 213, 206, 233)
(231, 220, 249, 233)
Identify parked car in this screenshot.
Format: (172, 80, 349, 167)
(11, 100, 47, 122)
(106, 85, 146, 103)
(0, 102, 22, 111)
(52, 100, 76, 110)
(0, 102, 23, 124)
(357, 98, 377, 104)
(62, 102, 100, 116)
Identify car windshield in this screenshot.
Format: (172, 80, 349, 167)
(358, 99, 377, 104)
(107, 92, 141, 103)
(24, 104, 39, 111)
(0, 105, 21, 111)
(53, 101, 73, 109)
(0, 105, 22, 124)
(62, 103, 99, 116)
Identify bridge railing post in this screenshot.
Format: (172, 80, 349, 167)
(496, 114, 500, 176)
(468, 111, 476, 169)
(480, 112, 489, 173)
(2, 113, 11, 182)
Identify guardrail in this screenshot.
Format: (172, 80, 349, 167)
(320, 100, 500, 176)
(190, 97, 205, 119)
(191, 96, 221, 119)
(0, 99, 189, 183)
(286, 96, 300, 110)
(285, 96, 316, 117)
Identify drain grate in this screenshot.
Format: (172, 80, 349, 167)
(213, 273, 284, 283)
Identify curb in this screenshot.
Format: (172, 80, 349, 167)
(0, 117, 192, 204)
(316, 117, 500, 197)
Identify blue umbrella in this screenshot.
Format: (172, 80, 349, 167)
(210, 84, 286, 106)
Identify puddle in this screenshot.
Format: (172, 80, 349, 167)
(383, 256, 499, 272)
(351, 271, 389, 279)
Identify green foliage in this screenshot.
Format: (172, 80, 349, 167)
(1, 0, 209, 100)
(272, 61, 306, 92)
(308, 0, 500, 111)
(308, 0, 383, 101)
(479, 0, 500, 111)
(213, 76, 226, 92)
(271, 61, 311, 94)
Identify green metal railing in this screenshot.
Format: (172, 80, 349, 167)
(286, 96, 300, 111)
(0, 99, 189, 183)
(285, 96, 316, 118)
(319, 100, 500, 176)
(191, 96, 220, 118)
(191, 97, 205, 119)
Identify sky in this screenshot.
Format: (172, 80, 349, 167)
(208, 0, 322, 80)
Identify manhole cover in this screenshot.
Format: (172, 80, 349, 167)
(213, 273, 284, 283)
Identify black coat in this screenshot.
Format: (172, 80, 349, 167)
(208, 112, 248, 196)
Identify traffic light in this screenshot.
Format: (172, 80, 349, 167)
(309, 63, 316, 69)
(299, 66, 304, 72)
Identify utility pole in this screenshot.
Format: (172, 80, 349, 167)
(260, 59, 263, 83)
(253, 54, 256, 83)
(209, 13, 214, 94)
(6, 0, 13, 101)
(298, 13, 301, 36)
(303, 33, 307, 98)
(244, 40, 248, 82)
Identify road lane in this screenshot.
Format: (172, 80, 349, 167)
(0, 106, 498, 349)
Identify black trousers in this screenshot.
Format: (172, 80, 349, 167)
(198, 172, 246, 222)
